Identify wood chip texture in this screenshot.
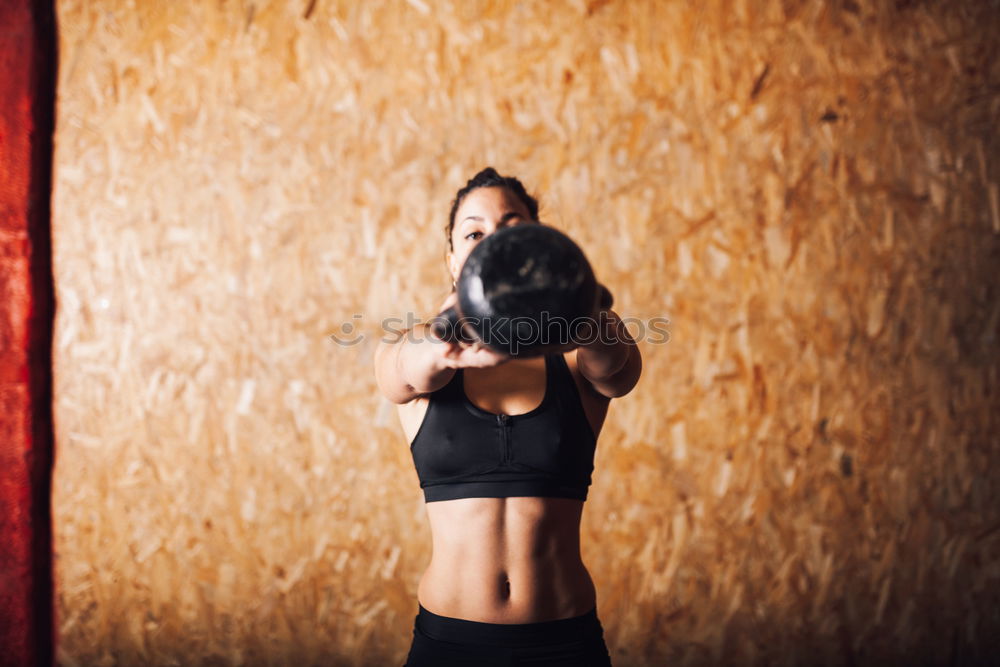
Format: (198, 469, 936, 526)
(52, 0, 1000, 665)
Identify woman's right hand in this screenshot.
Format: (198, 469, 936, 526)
(429, 292, 512, 369)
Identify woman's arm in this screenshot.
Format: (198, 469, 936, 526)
(374, 323, 455, 404)
(374, 292, 513, 404)
(575, 305, 643, 399)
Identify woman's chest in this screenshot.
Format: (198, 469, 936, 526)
(411, 398, 595, 481)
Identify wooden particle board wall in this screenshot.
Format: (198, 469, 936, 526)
(51, 1, 1000, 664)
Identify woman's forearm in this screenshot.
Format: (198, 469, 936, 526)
(398, 327, 456, 393)
(577, 334, 631, 382)
(575, 309, 642, 398)
(375, 325, 456, 403)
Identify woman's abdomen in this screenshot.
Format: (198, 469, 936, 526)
(417, 497, 597, 624)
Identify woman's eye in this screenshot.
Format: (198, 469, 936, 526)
(465, 231, 483, 241)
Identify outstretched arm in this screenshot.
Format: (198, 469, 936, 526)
(374, 323, 456, 404)
(374, 292, 512, 404)
(575, 293, 642, 398)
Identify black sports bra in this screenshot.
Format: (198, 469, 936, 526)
(409, 353, 598, 503)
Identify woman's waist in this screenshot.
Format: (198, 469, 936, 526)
(418, 556, 597, 624)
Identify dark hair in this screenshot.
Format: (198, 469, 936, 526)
(446, 167, 539, 250)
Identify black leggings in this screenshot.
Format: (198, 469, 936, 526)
(404, 603, 613, 666)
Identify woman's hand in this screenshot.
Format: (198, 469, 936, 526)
(429, 292, 512, 369)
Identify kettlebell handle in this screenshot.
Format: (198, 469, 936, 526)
(430, 305, 476, 344)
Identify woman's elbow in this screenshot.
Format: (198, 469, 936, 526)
(373, 340, 414, 404)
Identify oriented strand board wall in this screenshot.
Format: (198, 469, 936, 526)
(52, 0, 1000, 665)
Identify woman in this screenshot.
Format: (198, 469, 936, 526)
(374, 167, 642, 666)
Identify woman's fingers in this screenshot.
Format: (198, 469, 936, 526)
(429, 292, 512, 367)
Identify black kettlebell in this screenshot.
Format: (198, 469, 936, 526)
(431, 224, 611, 357)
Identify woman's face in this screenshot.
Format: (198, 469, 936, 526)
(448, 186, 536, 284)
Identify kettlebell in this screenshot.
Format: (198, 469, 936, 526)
(431, 224, 611, 357)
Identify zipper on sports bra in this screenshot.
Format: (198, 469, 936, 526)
(497, 414, 510, 465)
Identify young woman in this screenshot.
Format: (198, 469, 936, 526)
(374, 168, 642, 666)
